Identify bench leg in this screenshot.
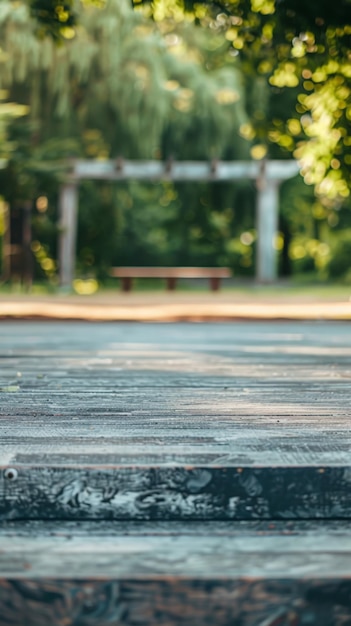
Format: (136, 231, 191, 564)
(210, 277, 220, 291)
(167, 277, 177, 291)
(121, 277, 133, 292)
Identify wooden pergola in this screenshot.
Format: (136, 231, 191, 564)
(58, 158, 299, 288)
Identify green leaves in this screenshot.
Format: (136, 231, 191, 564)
(29, 0, 77, 40)
(135, 0, 351, 203)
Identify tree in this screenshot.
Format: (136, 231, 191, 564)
(1, 0, 252, 158)
(0, 0, 255, 279)
(5, 0, 349, 283)
(135, 0, 351, 205)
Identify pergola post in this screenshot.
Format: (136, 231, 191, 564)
(59, 181, 79, 289)
(256, 175, 280, 284)
(255, 160, 299, 284)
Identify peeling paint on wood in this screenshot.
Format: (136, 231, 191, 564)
(2, 465, 351, 520)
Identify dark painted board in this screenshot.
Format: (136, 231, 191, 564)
(4, 519, 351, 536)
(1, 321, 351, 519)
(1, 522, 351, 625)
(2, 465, 351, 520)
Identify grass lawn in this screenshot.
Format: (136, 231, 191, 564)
(1, 278, 351, 300)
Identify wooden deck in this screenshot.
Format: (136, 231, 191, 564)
(1, 321, 351, 624)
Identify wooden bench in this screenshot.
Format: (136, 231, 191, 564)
(109, 266, 232, 292)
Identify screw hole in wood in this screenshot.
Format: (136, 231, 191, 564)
(4, 468, 18, 481)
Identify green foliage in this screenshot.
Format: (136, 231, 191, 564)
(136, 0, 351, 204)
(1, 0, 351, 284)
(71, 177, 258, 278)
(0, 0, 251, 159)
(29, 0, 76, 40)
(328, 229, 351, 282)
(0, 0, 255, 280)
(28, 0, 109, 40)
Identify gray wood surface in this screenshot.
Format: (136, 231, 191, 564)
(2, 321, 351, 625)
(1, 521, 351, 625)
(1, 321, 351, 520)
(2, 520, 351, 578)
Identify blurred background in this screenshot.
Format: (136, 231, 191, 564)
(0, 0, 350, 296)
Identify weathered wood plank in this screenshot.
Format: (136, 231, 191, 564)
(2, 464, 351, 520)
(1, 521, 351, 625)
(3, 520, 351, 578)
(1, 321, 351, 519)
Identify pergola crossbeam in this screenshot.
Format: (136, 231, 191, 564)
(71, 159, 298, 182)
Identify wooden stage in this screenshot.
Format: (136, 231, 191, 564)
(1, 321, 351, 625)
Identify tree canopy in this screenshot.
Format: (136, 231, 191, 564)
(23, 0, 351, 202)
(133, 0, 351, 203)
(1, 0, 252, 160)
(0, 0, 256, 280)
(1, 0, 351, 284)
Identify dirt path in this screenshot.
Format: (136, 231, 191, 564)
(0, 289, 350, 321)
